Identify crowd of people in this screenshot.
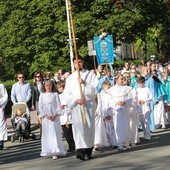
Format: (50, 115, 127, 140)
(0, 57, 170, 161)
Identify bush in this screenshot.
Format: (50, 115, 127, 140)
(114, 59, 143, 67)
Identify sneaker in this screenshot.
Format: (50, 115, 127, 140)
(93, 146, 100, 152)
(130, 143, 136, 147)
(126, 145, 131, 149)
(162, 125, 166, 129)
(118, 146, 127, 151)
(122, 146, 127, 150)
(156, 124, 162, 129)
(52, 156, 58, 160)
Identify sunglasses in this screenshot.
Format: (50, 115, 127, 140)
(36, 75, 41, 78)
(18, 77, 24, 79)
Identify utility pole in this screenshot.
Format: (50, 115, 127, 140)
(65, 0, 74, 72)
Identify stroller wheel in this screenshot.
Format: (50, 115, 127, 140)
(11, 135, 15, 143)
(19, 136, 22, 143)
(32, 133, 36, 140)
(21, 136, 24, 143)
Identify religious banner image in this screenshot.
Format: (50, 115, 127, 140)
(94, 35, 114, 65)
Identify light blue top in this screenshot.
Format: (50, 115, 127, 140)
(11, 82, 32, 103)
(97, 75, 114, 93)
(163, 80, 170, 103)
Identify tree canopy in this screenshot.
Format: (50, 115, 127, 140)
(0, 0, 169, 80)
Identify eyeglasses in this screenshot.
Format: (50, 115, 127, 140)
(18, 77, 24, 79)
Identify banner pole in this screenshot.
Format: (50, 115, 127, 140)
(68, 0, 86, 124)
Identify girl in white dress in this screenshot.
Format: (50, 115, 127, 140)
(108, 75, 132, 151)
(39, 80, 66, 160)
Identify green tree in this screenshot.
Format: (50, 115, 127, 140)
(0, 0, 169, 81)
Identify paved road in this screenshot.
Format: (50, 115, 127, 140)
(0, 127, 170, 170)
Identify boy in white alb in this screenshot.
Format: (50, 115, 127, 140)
(57, 81, 75, 153)
(100, 81, 117, 147)
(136, 76, 152, 140)
(93, 93, 109, 151)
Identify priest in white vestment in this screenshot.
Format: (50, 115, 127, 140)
(0, 83, 8, 150)
(64, 56, 98, 160)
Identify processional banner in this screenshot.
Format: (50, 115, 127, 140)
(93, 35, 114, 65)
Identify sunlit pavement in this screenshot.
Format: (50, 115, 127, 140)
(1, 112, 170, 170)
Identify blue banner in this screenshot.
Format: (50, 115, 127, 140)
(94, 35, 114, 65)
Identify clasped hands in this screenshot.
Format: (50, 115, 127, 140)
(60, 104, 67, 110)
(139, 100, 145, 105)
(45, 114, 57, 121)
(116, 101, 125, 106)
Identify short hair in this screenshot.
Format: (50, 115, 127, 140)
(72, 55, 84, 62)
(140, 66, 148, 74)
(56, 80, 66, 89)
(102, 80, 111, 87)
(16, 108, 24, 116)
(137, 76, 145, 84)
(16, 72, 25, 79)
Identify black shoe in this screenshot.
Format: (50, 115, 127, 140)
(113, 145, 119, 149)
(67, 149, 75, 153)
(156, 124, 162, 129)
(86, 155, 93, 160)
(76, 152, 85, 161)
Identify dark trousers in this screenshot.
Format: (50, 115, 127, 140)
(61, 124, 75, 150)
(77, 148, 93, 160)
(0, 140, 4, 150)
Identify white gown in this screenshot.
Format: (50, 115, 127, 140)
(100, 90, 117, 146)
(39, 92, 66, 156)
(94, 93, 109, 147)
(108, 85, 132, 148)
(64, 69, 98, 149)
(128, 88, 139, 144)
(0, 84, 8, 141)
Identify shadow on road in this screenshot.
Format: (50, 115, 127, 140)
(0, 128, 170, 167)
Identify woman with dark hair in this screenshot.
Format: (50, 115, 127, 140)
(31, 71, 44, 127)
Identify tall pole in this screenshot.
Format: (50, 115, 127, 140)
(68, 0, 86, 124)
(65, 0, 74, 73)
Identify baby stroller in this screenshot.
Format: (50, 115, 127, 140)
(10, 102, 36, 143)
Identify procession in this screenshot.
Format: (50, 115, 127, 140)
(0, 0, 170, 169)
(1, 57, 170, 161)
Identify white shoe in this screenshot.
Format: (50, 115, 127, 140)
(130, 143, 136, 147)
(53, 156, 58, 160)
(126, 145, 131, 149)
(93, 146, 100, 152)
(118, 146, 127, 151)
